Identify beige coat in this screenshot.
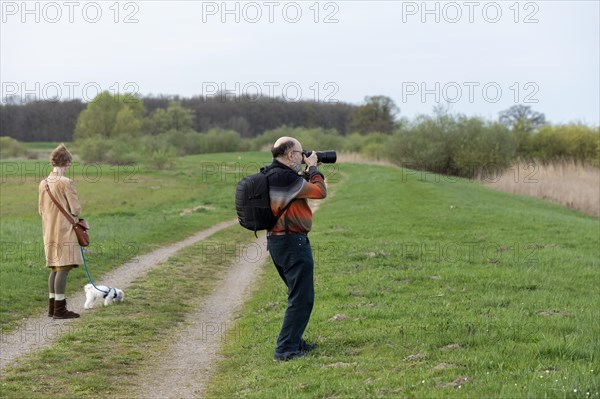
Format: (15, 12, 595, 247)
(38, 173, 83, 267)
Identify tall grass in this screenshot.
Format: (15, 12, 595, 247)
(485, 161, 600, 217)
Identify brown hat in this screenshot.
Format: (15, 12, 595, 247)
(50, 143, 73, 167)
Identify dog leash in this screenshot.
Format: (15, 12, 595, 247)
(80, 246, 116, 298)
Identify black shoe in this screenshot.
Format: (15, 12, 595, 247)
(300, 340, 317, 352)
(274, 351, 305, 362)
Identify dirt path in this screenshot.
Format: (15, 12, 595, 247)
(0, 219, 237, 370)
(134, 234, 270, 399)
(132, 200, 323, 399)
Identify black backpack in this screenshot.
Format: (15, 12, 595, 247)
(235, 166, 292, 236)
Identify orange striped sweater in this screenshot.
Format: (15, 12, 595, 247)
(267, 160, 327, 235)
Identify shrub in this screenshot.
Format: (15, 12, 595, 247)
(162, 129, 204, 155)
(253, 126, 343, 153)
(147, 148, 177, 170)
(251, 126, 295, 150)
(342, 133, 368, 153)
(387, 115, 455, 174)
(75, 137, 138, 164)
(386, 114, 517, 177)
(199, 129, 242, 153)
(451, 118, 517, 176)
(0, 136, 33, 159)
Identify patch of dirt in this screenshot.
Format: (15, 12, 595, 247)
(329, 313, 347, 321)
(403, 353, 427, 362)
(179, 205, 215, 216)
(441, 343, 462, 350)
(322, 362, 357, 368)
(538, 310, 570, 317)
(432, 362, 456, 370)
(436, 376, 472, 388)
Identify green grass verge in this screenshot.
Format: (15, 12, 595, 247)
(204, 163, 600, 398)
(0, 225, 257, 398)
(21, 142, 66, 150)
(0, 152, 269, 332)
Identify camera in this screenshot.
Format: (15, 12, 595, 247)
(302, 150, 337, 164)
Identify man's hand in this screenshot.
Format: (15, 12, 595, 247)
(303, 151, 318, 168)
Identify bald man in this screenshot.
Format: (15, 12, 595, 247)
(267, 136, 327, 361)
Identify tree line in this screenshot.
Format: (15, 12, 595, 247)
(2, 92, 597, 175)
(0, 94, 360, 142)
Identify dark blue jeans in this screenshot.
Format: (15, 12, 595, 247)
(267, 233, 315, 354)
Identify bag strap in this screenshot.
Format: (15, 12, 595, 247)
(262, 165, 293, 233)
(44, 179, 76, 226)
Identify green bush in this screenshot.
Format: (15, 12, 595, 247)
(526, 125, 599, 164)
(386, 114, 518, 177)
(74, 137, 138, 164)
(161, 129, 205, 155)
(198, 129, 242, 153)
(451, 118, 517, 176)
(356, 133, 393, 160)
(294, 128, 344, 152)
(251, 127, 288, 151)
(252, 126, 344, 153)
(388, 115, 455, 174)
(147, 148, 177, 170)
(342, 133, 368, 153)
(0, 136, 34, 159)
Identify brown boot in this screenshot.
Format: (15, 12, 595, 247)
(53, 299, 80, 319)
(48, 298, 55, 317)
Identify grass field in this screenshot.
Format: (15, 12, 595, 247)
(204, 163, 599, 398)
(1, 154, 598, 398)
(0, 152, 268, 332)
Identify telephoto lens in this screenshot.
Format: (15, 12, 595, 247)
(302, 150, 337, 164)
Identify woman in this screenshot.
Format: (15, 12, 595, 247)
(38, 144, 83, 319)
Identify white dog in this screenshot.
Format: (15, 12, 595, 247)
(84, 284, 124, 309)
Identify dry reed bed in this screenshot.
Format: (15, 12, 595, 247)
(484, 161, 599, 217)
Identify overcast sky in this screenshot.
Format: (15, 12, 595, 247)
(1, 0, 598, 125)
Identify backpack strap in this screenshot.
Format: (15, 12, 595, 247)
(262, 165, 293, 234)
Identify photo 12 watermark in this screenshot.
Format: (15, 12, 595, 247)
(396, 320, 542, 341)
(401, 81, 540, 105)
(400, 161, 540, 184)
(398, 240, 540, 266)
(200, 1, 340, 24)
(400, 1, 540, 24)
(0, 161, 139, 184)
(1, 240, 141, 267)
(200, 81, 339, 103)
(1, 81, 140, 104)
(1, 1, 141, 24)
(1, 321, 121, 345)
